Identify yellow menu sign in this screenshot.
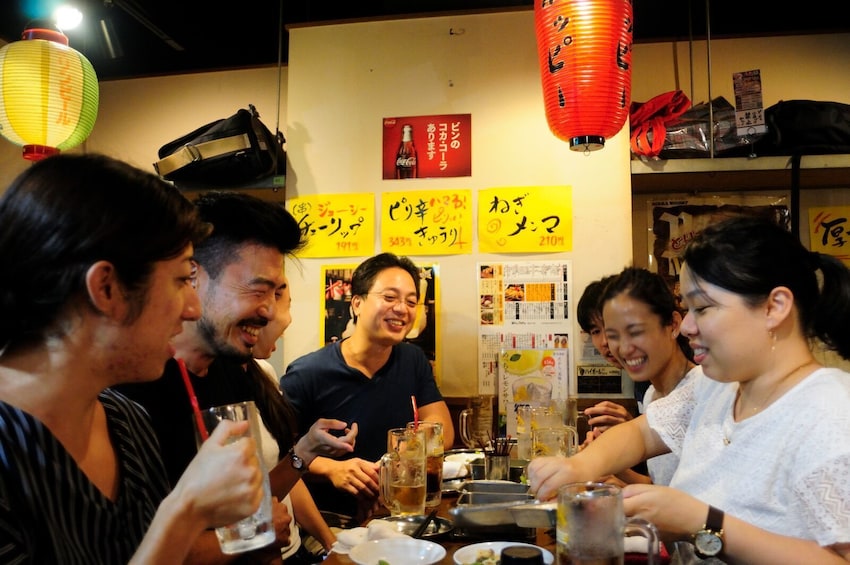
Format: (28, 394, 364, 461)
(478, 186, 572, 253)
(380, 189, 473, 255)
(289, 193, 375, 258)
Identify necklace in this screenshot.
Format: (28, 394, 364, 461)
(722, 359, 815, 446)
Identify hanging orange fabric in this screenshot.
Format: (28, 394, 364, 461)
(630, 90, 691, 158)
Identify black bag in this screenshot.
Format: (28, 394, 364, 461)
(154, 104, 285, 188)
(755, 99, 850, 156)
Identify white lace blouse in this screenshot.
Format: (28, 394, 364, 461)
(646, 366, 850, 546)
(642, 367, 697, 486)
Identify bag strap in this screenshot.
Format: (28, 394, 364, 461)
(153, 132, 252, 177)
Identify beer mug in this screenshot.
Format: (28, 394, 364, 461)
(380, 427, 426, 516)
(531, 425, 578, 458)
(557, 482, 658, 565)
(459, 395, 494, 449)
(407, 421, 443, 508)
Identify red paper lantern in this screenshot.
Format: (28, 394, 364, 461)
(534, 0, 632, 151)
(0, 25, 99, 161)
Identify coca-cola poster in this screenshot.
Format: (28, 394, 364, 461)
(382, 114, 472, 179)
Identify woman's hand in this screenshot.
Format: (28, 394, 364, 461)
(584, 400, 632, 436)
(176, 420, 265, 528)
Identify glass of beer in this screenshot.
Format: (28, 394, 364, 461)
(407, 421, 444, 509)
(380, 427, 426, 516)
(557, 482, 659, 565)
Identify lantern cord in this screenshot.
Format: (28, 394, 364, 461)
(275, 0, 283, 136)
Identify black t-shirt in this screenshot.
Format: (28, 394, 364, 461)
(116, 358, 255, 487)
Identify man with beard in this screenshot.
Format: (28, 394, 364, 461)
(118, 192, 356, 564)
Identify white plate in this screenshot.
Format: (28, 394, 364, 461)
(453, 541, 554, 565)
(349, 537, 446, 565)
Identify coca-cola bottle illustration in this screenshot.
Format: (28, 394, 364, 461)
(395, 124, 418, 179)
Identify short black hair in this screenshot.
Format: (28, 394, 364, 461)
(192, 191, 304, 279)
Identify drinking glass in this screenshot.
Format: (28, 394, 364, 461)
(557, 482, 658, 565)
(380, 427, 426, 516)
(200, 401, 275, 554)
(407, 421, 444, 508)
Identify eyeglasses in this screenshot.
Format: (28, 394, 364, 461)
(368, 292, 418, 309)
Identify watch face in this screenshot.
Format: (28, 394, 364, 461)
(695, 531, 723, 556)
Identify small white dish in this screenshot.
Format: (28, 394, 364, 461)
(453, 541, 554, 565)
(349, 537, 446, 565)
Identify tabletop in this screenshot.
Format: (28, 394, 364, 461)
(322, 493, 556, 565)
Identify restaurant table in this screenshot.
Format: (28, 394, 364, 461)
(322, 493, 556, 565)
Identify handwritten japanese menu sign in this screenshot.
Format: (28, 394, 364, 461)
(478, 186, 572, 253)
(380, 189, 473, 255)
(288, 193, 375, 258)
(810, 206, 850, 265)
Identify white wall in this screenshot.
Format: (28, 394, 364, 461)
(282, 12, 633, 398)
(3, 27, 849, 396)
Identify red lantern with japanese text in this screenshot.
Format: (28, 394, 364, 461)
(534, 0, 632, 151)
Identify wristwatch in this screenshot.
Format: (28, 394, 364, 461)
(694, 505, 725, 558)
(287, 447, 307, 473)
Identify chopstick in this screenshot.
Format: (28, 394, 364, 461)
(412, 508, 439, 538)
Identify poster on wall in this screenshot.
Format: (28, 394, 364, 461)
(475, 260, 572, 433)
(809, 206, 850, 266)
(648, 193, 790, 305)
(382, 114, 472, 179)
(320, 262, 442, 385)
(288, 193, 375, 258)
(576, 330, 624, 395)
(500, 348, 570, 437)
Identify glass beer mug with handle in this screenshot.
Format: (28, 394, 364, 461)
(380, 427, 427, 517)
(459, 395, 494, 449)
(557, 482, 659, 565)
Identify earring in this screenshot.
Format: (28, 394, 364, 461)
(769, 330, 776, 353)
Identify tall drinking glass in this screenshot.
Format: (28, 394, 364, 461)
(407, 421, 444, 508)
(200, 401, 275, 554)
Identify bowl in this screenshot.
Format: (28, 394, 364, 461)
(453, 541, 554, 565)
(349, 537, 447, 565)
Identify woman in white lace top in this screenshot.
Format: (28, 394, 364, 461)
(528, 215, 850, 564)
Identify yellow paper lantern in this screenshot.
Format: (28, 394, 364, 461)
(0, 26, 99, 161)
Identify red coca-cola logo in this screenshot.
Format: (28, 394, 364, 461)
(383, 118, 398, 127)
(396, 157, 416, 167)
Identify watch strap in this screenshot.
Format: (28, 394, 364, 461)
(705, 505, 724, 532)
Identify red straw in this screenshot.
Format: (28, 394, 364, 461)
(411, 395, 419, 431)
(177, 358, 209, 441)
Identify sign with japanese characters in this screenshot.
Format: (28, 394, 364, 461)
(648, 193, 789, 306)
(478, 186, 572, 253)
(380, 189, 473, 255)
(289, 193, 375, 258)
(732, 69, 766, 137)
(382, 114, 472, 179)
(810, 206, 850, 265)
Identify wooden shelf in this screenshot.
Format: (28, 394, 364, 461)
(630, 154, 850, 194)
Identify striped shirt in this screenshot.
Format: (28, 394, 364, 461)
(0, 389, 170, 564)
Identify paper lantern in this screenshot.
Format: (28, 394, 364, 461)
(534, 0, 632, 151)
(0, 26, 99, 161)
